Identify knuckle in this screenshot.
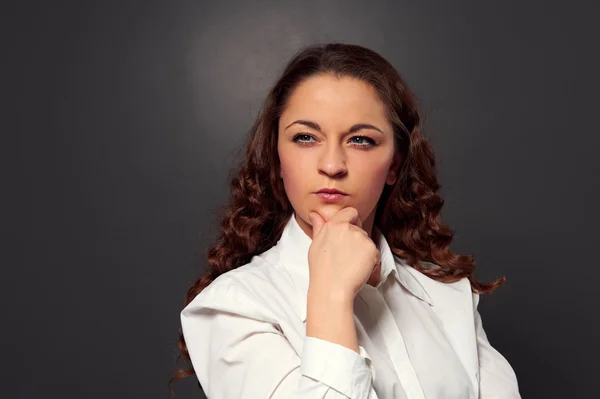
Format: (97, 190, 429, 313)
(349, 207, 358, 217)
(372, 249, 380, 263)
(370, 244, 379, 255)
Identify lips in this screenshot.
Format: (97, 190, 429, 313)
(314, 188, 348, 203)
(316, 188, 348, 195)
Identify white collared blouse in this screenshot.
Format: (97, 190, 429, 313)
(181, 213, 520, 398)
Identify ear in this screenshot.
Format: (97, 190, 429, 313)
(386, 171, 396, 185)
(386, 152, 401, 185)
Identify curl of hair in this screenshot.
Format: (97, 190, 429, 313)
(169, 43, 505, 390)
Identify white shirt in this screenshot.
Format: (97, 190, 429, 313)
(181, 213, 520, 398)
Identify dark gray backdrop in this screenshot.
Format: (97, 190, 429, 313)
(4, 0, 599, 398)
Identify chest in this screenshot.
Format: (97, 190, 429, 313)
(271, 275, 479, 398)
(353, 283, 476, 398)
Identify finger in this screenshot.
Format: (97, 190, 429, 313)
(308, 211, 326, 238)
(370, 258, 381, 277)
(315, 206, 338, 223)
(333, 207, 363, 229)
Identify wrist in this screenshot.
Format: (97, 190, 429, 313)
(306, 285, 358, 352)
(307, 283, 354, 305)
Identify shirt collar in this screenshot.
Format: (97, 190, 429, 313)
(275, 213, 434, 322)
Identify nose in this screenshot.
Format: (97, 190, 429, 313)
(317, 142, 348, 178)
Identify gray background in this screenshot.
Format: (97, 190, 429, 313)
(3, 0, 599, 398)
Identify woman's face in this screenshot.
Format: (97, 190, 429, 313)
(278, 74, 401, 239)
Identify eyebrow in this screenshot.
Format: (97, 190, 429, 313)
(284, 120, 385, 135)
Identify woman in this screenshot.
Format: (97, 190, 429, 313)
(171, 43, 520, 398)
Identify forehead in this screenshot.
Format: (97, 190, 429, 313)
(280, 74, 389, 127)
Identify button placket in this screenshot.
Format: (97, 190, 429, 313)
(361, 286, 426, 399)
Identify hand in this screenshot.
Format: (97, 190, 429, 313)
(307, 207, 381, 300)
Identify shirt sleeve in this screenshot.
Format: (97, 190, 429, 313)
(181, 291, 378, 399)
(473, 294, 521, 399)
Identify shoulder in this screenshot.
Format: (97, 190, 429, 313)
(405, 259, 477, 308)
(407, 260, 473, 290)
(181, 246, 292, 324)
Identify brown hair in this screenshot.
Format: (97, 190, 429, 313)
(169, 42, 505, 389)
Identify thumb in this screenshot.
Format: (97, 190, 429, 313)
(308, 212, 325, 239)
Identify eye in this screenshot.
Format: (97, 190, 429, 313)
(291, 133, 377, 148)
(349, 136, 376, 147)
(292, 133, 315, 145)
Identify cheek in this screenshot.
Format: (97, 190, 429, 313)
(355, 158, 392, 201)
(279, 150, 293, 182)
(279, 148, 308, 197)
(358, 156, 391, 181)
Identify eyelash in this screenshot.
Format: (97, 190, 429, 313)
(291, 133, 377, 148)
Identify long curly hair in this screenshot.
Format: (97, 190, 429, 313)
(169, 42, 505, 388)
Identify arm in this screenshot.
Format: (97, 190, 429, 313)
(473, 294, 521, 398)
(306, 284, 360, 353)
(181, 291, 377, 399)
